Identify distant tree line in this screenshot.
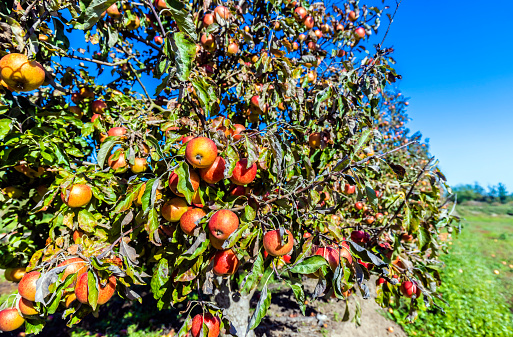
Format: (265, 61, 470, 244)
(452, 183, 512, 204)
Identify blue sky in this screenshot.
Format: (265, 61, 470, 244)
(372, 0, 513, 191)
(60, 1, 513, 191)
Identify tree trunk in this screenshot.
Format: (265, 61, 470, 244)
(214, 277, 256, 337)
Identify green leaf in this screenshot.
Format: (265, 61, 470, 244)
(25, 319, 45, 334)
(78, 209, 97, 232)
(87, 270, 99, 311)
(287, 277, 306, 315)
(365, 184, 377, 206)
(245, 136, 259, 168)
(163, 0, 197, 40)
(145, 208, 160, 245)
(353, 128, 372, 156)
(191, 77, 217, 115)
(248, 283, 272, 331)
(175, 161, 195, 204)
(170, 32, 196, 81)
(347, 241, 387, 267)
(113, 184, 142, 213)
(388, 162, 406, 180)
(418, 226, 430, 251)
(223, 145, 239, 178)
(289, 255, 328, 274)
(142, 178, 157, 212)
(151, 258, 169, 300)
(0, 118, 12, 140)
(73, 0, 117, 30)
(96, 138, 117, 168)
(242, 205, 256, 222)
(241, 251, 264, 294)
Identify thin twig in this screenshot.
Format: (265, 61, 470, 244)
(370, 156, 434, 244)
(146, 0, 167, 40)
(378, 0, 403, 48)
(62, 53, 133, 67)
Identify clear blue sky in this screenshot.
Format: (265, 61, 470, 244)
(60, 1, 513, 191)
(373, 0, 513, 191)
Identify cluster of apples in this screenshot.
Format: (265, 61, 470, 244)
(0, 258, 116, 332)
(0, 53, 45, 92)
(157, 134, 259, 276)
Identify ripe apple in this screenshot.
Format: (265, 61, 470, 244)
(213, 249, 239, 276)
(314, 29, 323, 38)
(230, 124, 245, 141)
(365, 216, 375, 225)
(377, 277, 386, 285)
(65, 293, 77, 308)
(0, 308, 25, 332)
(3, 186, 22, 199)
(161, 198, 189, 222)
(91, 100, 107, 114)
(154, 35, 163, 45)
(57, 258, 87, 286)
(18, 271, 40, 301)
(400, 281, 417, 298)
(350, 230, 369, 243)
(336, 23, 344, 31)
(200, 34, 215, 51)
(199, 156, 226, 184)
(230, 159, 257, 185)
(314, 246, 352, 274)
(180, 208, 206, 236)
(127, 15, 142, 30)
(154, 0, 168, 10)
(91, 114, 101, 123)
(108, 150, 128, 171)
(131, 157, 148, 174)
(294, 7, 307, 20)
(180, 135, 195, 144)
(69, 106, 83, 118)
(61, 184, 92, 208)
(355, 27, 366, 38)
(308, 132, 328, 149)
(106, 3, 121, 18)
(307, 41, 316, 50)
(307, 71, 316, 82)
(168, 169, 200, 196)
(292, 41, 299, 50)
(304, 16, 314, 29)
(344, 184, 355, 194)
(229, 185, 247, 197)
(208, 209, 239, 240)
(214, 5, 231, 19)
(263, 229, 294, 256)
(73, 230, 85, 243)
(185, 137, 218, 168)
(203, 13, 214, 26)
(8, 268, 26, 282)
(401, 233, 413, 242)
(355, 202, 363, 210)
(227, 42, 239, 56)
(0, 53, 45, 92)
(75, 273, 117, 305)
(191, 313, 220, 337)
(18, 297, 38, 316)
(348, 10, 357, 22)
(107, 126, 127, 137)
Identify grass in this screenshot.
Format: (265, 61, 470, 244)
(390, 203, 513, 336)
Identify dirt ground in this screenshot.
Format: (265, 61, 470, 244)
(0, 270, 405, 337)
(255, 278, 406, 337)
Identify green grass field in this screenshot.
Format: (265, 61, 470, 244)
(391, 203, 513, 336)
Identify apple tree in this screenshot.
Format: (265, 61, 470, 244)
(0, 0, 460, 335)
